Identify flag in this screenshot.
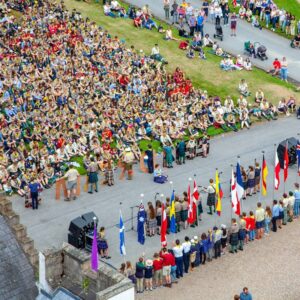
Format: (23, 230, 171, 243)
(236, 163, 244, 202)
(274, 150, 280, 190)
(161, 203, 167, 247)
(137, 203, 146, 245)
(119, 212, 126, 255)
(187, 184, 193, 224)
(262, 155, 268, 196)
(284, 142, 289, 182)
(297, 141, 300, 176)
(91, 223, 98, 272)
(169, 190, 176, 233)
(215, 170, 223, 216)
(192, 179, 199, 223)
(231, 169, 240, 216)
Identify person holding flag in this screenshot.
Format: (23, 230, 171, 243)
(262, 154, 268, 196)
(215, 170, 223, 216)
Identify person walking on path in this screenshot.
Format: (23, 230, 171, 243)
(163, 0, 170, 19)
(240, 287, 253, 300)
(280, 57, 288, 83)
(230, 12, 238, 36)
(64, 165, 79, 201)
(29, 178, 42, 210)
(87, 157, 99, 194)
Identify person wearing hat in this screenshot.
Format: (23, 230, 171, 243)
(293, 183, 300, 218)
(144, 259, 154, 291)
(120, 147, 135, 180)
(87, 156, 99, 194)
(229, 218, 239, 253)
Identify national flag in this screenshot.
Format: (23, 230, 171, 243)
(161, 203, 167, 247)
(91, 223, 98, 272)
(236, 162, 244, 202)
(119, 212, 126, 255)
(192, 179, 199, 223)
(262, 155, 268, 196)
(187, 184, 193, 224)
(297, 141, 300, 176)
(215, 170, 223, 216)
(274, 150, 280, 190)
(231, 169, 240, 216)
(137, 203, 146, 245)
(284, 142, 289, 182)
(169, 190, 176, 233)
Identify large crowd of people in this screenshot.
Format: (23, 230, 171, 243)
(118, 182, 300, 294)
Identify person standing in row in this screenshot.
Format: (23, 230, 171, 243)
(229, 218, 239, 253)
(272, 200, 280, 232)
(206, 179, 216, 215)
(182, 236, 191, 273)
(213, 226, 222, 259)
(163, 0, 170, 19)
(293, 183, 300, 218)
(172, 239, 184, 278)
(87, 157, 99, 194)
(255, 202, 265, 239)
(135, 257, 145, 294)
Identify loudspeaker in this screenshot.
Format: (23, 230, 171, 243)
(82, 212, 98, 230)
(68, 233, 84, 249)
(68, 216, 88, 237)
(277, 137, 297, 169)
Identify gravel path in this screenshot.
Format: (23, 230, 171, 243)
(137, 220, 300, 300)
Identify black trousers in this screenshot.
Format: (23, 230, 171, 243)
(183, 252, 190, 273)
(214, 240, 221, 258)
(31, 192, 39, 210)
(272, 216, 277, 232)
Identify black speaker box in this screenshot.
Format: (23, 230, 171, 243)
(277, 137, 297, 169)
(68, 216, 88, 237)
(68, 233, 84, 249)
(82, 212, 98, 229)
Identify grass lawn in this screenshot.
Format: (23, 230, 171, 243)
(62, 0, 296, 103)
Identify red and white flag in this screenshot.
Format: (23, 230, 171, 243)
(231, 169, 241, 216)
(274, 150, 280, 190)
(284, 142, 289, 182)
(161, 203, 167, 247)
(187, 184, 193, 224)
(192, 179, 199, 222)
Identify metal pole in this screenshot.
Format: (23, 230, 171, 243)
(272, 144, 276, 201)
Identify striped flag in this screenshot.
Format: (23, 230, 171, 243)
(262, 155, 268, 196)
(161, 203, 167, 247)
(215, 170, 223, 216)
(297, 141, 300, 176)
(236, 163, 244, 202)
(284, 142, 289, 182)
(169, 190, 176, 233)
(187, 184, 193, 224)
(274, 150, 280, 190)
(192, 179, 199, 223)
(231, 169, 240, 216)
(91, 223, 98, 272)
(119, 212, 126, 255)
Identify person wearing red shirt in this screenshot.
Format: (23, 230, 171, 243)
(160, 248, 172, 287)
(56, 134, 65, 149)
(246, 211, 256, 241)
(268, 58, 281, 76)
(153, 253, 163, 288)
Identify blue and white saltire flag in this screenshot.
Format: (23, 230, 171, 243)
(137, 203, 146, 245)
(236, 162, 244, 202)
(119, 212, 126, 256)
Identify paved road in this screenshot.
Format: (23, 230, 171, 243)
(126, 0, 300, 83)
(11, 117, 300, 268)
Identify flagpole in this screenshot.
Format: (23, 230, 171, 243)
(272, 144, 276, 200)
(194, 174, 199, 226)
(237, 155, 242, 212)
(214, 168, 218, 227)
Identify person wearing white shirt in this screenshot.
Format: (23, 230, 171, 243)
(182, 236, 191, 273)
(172, 239, 184, 278)
(111, 0, 121, 11)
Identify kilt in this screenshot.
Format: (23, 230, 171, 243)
(105, 170, 114, 183)
(247, 178, 255, 189)
(88, 172, 98, 183)
(254, 176, 260, 186)
(181, 210, 188, 222)
(156, 215, 162, 226)
(148, 218, 157, 230)
(97, 239, 108, 250)
(207, 193, 216, 206)
(175, 211, 181, 223)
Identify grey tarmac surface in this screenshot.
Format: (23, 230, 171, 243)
(11, 116, 300, 268)
(125, 0, 300, 83)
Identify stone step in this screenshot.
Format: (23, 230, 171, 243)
(0, 198, 12, 215)
(28, 249, 39, 267)
(5, 211, 20, 226)
(21, 236, 35, 254)
(11, 223, 27, 241)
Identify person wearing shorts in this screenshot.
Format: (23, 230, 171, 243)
(64, 165, 79, 201)
(255, 202, 265, 239)
(160, 248, 172, 287)
(153, 253, 163, 288)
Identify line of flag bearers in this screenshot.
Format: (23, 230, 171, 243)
(89, 141, 300, 295)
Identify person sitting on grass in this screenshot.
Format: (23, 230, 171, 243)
(226, 114, 238, 132)
(239, 107, 251, 129)
(267, 58, 281, 76)
(179, 39, 189, 50)
(203, 34, 213, 47)
(153, 164, 168, 184)
(243, 58, 252, 71)
(260, 99, 276, 120)
(144, 15, 158, 30)
(277, 98, 290, 116)
(255, 89, 264, 103)
(249, 104, 262, 120)
(213, 112, 229, 131)
(238, 79, 251, 97)
(252, 15, 262, 30)
(165, 27, 179, 41)
(103, 3, 116, 18)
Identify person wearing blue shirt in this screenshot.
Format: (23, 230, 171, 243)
(240, 287, 253, 300)
(272, 200, 280, 232)
(196, 14, 204, 37)
(29, 180, 41, 210)
(293, 183, 300, 217)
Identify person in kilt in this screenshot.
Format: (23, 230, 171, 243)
(175, 196, 182, 232)
(206, 179, 216, 215)
(87, 157, 99, 193)
(104, 160, 114, 186)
